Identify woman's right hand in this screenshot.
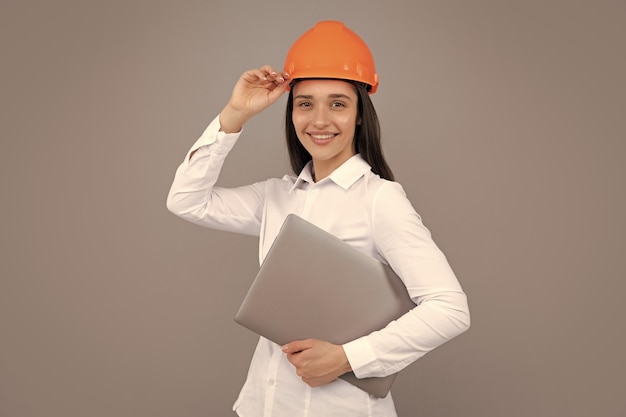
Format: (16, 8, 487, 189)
(219, 65, 291, 133)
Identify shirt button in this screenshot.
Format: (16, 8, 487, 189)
(268, 379, 275, 386)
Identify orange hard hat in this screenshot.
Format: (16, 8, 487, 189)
(284, 21, 379, 93)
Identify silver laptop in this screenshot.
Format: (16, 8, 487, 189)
(234, 214, 416, 398)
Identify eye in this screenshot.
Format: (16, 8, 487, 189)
(296, 101, 312, 109)
(331, 101, 346, 109)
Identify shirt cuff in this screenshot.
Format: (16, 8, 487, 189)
(186, 114, 242, 160)
(342, 336, 381, 379)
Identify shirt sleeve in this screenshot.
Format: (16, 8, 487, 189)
(166, 115, 266, 236)
(342, 181, 470, 378)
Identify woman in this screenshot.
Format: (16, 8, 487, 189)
(167, 20, 470, 417)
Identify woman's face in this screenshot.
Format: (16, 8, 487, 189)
(291, 79, 359, 181)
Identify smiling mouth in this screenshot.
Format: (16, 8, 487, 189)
(308, 133, 337, 141)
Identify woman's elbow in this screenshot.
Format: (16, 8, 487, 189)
(455, 294, 471, 334)
(442, 291, 471, 336)
(459, 304, 471, 334)
(166, 192, 187, 217)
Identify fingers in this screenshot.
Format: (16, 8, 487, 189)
(282, 339, 313, 354)
(282, 339, 349, 388)
(259, 64, 290, 83)
(242, 65, 290, 87)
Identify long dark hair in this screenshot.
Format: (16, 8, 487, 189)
(285, 80, 394, 181)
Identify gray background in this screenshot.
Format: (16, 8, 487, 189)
(1, 1, 624, 416)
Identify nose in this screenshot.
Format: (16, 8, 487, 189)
(312, 106, 330, 128)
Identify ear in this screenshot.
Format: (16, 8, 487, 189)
(357, 116, 362, 125)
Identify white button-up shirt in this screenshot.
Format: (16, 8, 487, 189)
(167, 116, 470, 417)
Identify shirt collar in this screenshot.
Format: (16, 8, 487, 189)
(289, 154, 372, 192)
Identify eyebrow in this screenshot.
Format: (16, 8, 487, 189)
(294, 93, 353, 100)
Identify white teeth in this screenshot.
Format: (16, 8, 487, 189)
(310, 134, 335, 139)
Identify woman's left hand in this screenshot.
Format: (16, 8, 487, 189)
(282, 339, 353, 387)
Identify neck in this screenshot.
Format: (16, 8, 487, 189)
(310, 152, 357, 183)
(311, 163, 333, 183)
